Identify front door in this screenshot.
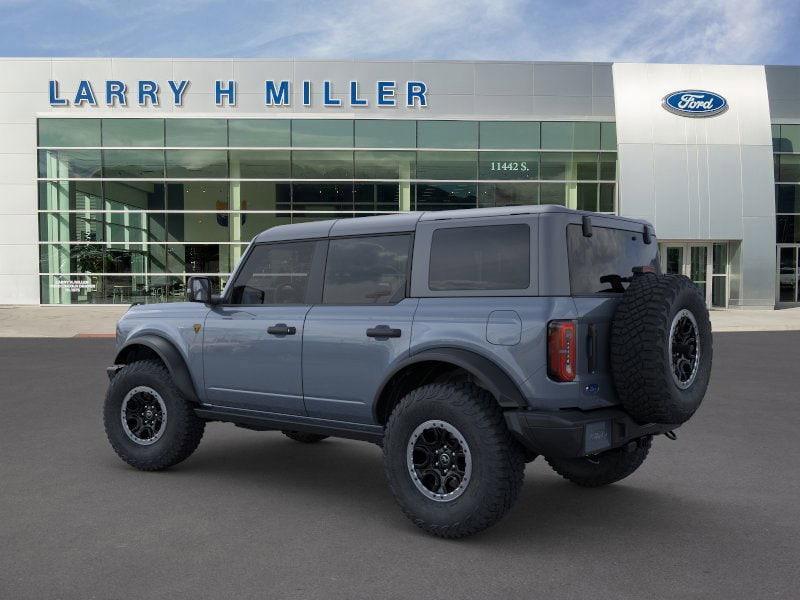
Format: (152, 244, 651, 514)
(202, 240, 321, 415)
(661, 243, 712, 305)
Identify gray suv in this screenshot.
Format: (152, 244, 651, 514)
(104, 205, 712, 538)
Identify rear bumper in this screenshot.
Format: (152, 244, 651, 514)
(504, 406, 675, 458)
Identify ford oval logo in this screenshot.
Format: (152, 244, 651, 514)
(662, 90, 728, 117)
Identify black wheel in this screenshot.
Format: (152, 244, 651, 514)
(383, 381, 525, 538)
(546, 436, 652, 487)
(103, 359, 205, 471)
(611, 273, 712, 425)
(281, 430, 329, 443)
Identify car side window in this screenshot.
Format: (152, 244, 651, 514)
(323, 235, 411, 305)
(428, 224, 530, 291)
(229, 241, 316, 305)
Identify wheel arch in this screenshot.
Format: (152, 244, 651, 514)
(114, 334, 199, 403)
(373, 347, 527, 425)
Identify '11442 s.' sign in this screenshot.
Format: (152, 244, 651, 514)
(662, 90, 728, 117)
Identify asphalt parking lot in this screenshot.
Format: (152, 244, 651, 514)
(2, 333, 799, 599)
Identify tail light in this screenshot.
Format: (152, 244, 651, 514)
(548, 320, 576, 382)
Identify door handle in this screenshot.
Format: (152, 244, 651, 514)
(366, 325, 402, 339)
(267, 323, 296, 336)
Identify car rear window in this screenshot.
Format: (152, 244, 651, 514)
(429, 224, 530, 291)
(567, 224, 659, 294)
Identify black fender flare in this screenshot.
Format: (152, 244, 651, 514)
(373, 347, 527, 414)
(114, 334, 199, 403)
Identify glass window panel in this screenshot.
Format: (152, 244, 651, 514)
(540, 152, 571, 180)
(354, 151, 415, 179)
(165, 119, 227, 147)
(292, 150, 353, 179)
(713, 243, 728, 275)
(416, 151, 477, 180)
(574, 122, 601, 150)
(239, 213, 291, 241)
(38, 149, 102, 178)
(167, 213, 234, 243)
(323, 235, 410, 305)
(600, 122, 617, 151)
(539, 182, 566, 206)
(104, 211, 162, 243)
(38, 181, 104, 210)
(776, 215, 800, 243)
(576, 183, 599, 211)
(103, 149, 164, 178)
(779, 246, 796, 274)
(166, 150, 228, 178)
(229, 120, 290, 147)
(105, 243, 154, 273)
(575, 152, 599, 180)
(417, 121, 478, 149)
(229, 150, 290, 179)
(479, 122, 540, 149)
(600, 153, 617, 180)
(291, 183, 354, 212)
(102, 119, 164, 147)
(599, 183, 615, 212)
(38, 119, 100, 147)
(780, 125, 800, 153)
(166, 182, 229, 211)
(40, 274, 144, 304)
(478, 182, 539, 208)
(479, 152, 539, 180)
(778, 154, 800, 182)
(429, 225, 530, 291)
(38, 242, 156, 275)
(772, 124, 783, 152)
(567, 225, 659, 294)
(541, 122, 573, 150)
(39, 211, 109, 242)
(415, 183, 477, 211)
(291, 120, 353, 147)
(354, 183, 403, 212)
(776, 184, 800, 213)
(231, 241, 317, 305)
(354, 120, 416, 148)
(167, 244, 230, 274)
(238, 181, 291, 211)
(104, 181, 165, 211)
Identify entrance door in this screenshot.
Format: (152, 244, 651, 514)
(777, 245, 799, 304)
(660, 243, 712, 305)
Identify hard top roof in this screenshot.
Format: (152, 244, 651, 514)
(252, 205, 652, 243)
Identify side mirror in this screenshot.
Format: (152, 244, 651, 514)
(186, 276, 213, 304)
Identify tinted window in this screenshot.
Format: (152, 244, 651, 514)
(567, 224, 659, 294)
(323, 235, 410, 304)
(429, 225, 530, 291)
(229, 241, 316, 305)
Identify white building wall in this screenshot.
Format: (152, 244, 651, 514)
(613, 63, 776, 307)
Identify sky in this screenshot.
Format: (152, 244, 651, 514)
(0, 0, 798, 65)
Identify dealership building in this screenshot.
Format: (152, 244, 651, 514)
(0, 58, 798, 308)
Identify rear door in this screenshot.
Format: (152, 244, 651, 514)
(302, 234, 417, 424)
(202, 240, 324, 415)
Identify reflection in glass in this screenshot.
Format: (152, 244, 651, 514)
(479, 152, 539, 180)
(355, 120, 416, 148)
(417, 121, 478, 149)
(292, 150, 353, 179)
(354, 183, 403, 212)
(167, 182, 229, 211)
(103, 149, 165, 178)
(478, 182, 539, 207)
(479, 122, 539, 149)
(104, 181, 165, 211)
(576, 183, 599, 211)
(165, 119, 227, 147)
(292, 183, 354, 212)
(229, 150, 290, 179)
(415, 183, 477, 211)
(229, 120, 290, 147)
(355, 151, 415, 179)
(166, 150, 227, 178)
(38, 149, 102, 178)
(39, 119, 101, 147)
(292, 120, 353, 147)
(539, 183, 566, 206)
(102, 119, 164, 147)
(39, 181, 103, 210)
(416, 151, 477, 180)
(540, 153, 570, 180)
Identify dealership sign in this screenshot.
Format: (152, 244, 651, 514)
(662, 90, 728, 117)
(48, 79, 428, 108)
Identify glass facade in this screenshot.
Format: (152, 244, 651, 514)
(37, 118, 617, 304)
(774, 124, 800, 303)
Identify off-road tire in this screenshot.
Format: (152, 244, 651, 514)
(282, 430, 329, 443)
(103, 359, 205, 471)
(546, 436, 652, 487)
(611, 273, 712, 425)
(383, 381, 525, 538)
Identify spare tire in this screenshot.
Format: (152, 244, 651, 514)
(610, 273, 712, 425)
